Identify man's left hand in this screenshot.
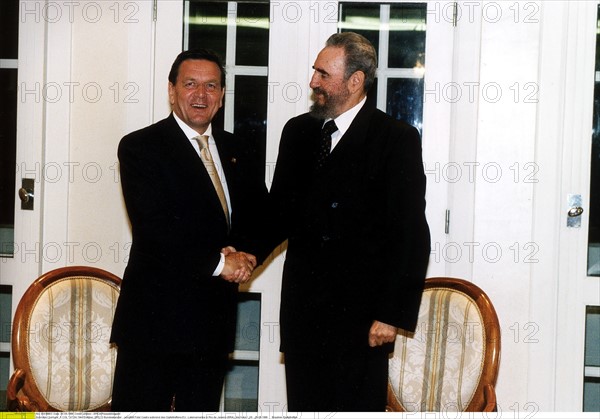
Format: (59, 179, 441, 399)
(368, 321, 398, 347)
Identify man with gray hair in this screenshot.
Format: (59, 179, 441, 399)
(269, 32, 430, 411)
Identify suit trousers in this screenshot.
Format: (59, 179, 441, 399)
(284, 347, 389, 412)
(111, 346, 229, 412)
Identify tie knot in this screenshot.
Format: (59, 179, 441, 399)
(195, 135, 209, 150)
(321, 120, 338, 138)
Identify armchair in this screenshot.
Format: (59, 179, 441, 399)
(387, 277, 501, 412)
(6, 266, 121, 411)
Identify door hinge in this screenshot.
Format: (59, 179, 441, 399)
(453, 2, 458, 27)
(445, 209, 450, 234)
(153, 0, 158, 22)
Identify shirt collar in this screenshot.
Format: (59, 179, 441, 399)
(326, 96, 367, 137)
(172, 112, 213, 140)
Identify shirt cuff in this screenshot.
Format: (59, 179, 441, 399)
(212, 252, 225, 276)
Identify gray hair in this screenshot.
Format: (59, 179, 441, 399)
(325, 32, 377, 93)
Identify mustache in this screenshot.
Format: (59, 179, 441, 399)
(311, 88, 328, 100)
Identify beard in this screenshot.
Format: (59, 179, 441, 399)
(309, 87, 351, 120)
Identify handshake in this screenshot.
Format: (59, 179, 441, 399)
(219, 246, 257, 284)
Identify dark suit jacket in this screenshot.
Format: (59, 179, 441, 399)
(110, 114, 268, 354)
(270, 102, 430, 354)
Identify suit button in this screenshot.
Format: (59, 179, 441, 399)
(331, 202, 339, 208)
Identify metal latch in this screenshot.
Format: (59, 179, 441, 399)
(18, 178, 34, 211)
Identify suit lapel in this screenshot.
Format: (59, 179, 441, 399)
(164, 115, 229, 225)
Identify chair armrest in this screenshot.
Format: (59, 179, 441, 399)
(483, 384, 497, 412)
(6, 368, 28, 411)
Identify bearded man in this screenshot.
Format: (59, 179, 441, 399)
(269, 32, 431, 411)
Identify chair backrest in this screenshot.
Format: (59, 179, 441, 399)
(388, 277, 500, 412)
(11, 266, 121, 411)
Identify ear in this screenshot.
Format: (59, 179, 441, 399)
(218, 87, 225, 108)
(168, 82, 175, 106)
(348, 70, 365, 95)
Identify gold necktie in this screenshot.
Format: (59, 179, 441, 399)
(195, 135, 230, 227)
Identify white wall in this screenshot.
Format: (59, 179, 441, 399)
(27, 0, 595, 412)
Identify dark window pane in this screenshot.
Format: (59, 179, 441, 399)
(584, 306, 600, 411)
(0, 0, 17, 257)
(235, 3, 269, 66)
(585, 306, 600, 367)
(387, 78, 423, 133)
(234, 75, 267, 165)
(389, 4, 427, 68)
(584, 378, 600, 412)
(0, 69, 17, 253)
(588, 5, 600, 276)
(590, 89, 600, 275)
(0, 354, 9, 410)
(0, 285, 12, 411)
(339, 3, 380, 55)
(0, 0, 18, 59)
(224, 363, 259, 411)
(234, 293, 260, 352)
(226, 292, 260, 412)
(0, 285, 12, 343)
(187, 1, 228, 63)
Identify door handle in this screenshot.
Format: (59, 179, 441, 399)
(567, 194, 583, 228)
(18, 178, 34, 210)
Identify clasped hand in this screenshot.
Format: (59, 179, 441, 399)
(368, 320, 398, 347)
(219, 246, 257, 284)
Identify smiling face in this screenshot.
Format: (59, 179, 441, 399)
(168, 59, 225, 134)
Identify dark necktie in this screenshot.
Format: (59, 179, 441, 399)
(317, 120, 338, 169)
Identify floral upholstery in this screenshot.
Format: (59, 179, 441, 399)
(389, 286, 486, 412)
(25, 276, 119, 411)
